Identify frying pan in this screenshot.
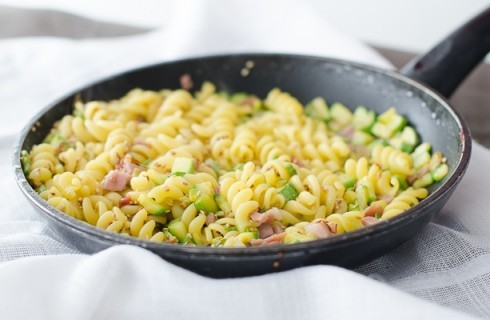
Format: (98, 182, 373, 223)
(13, 8, 490, 278)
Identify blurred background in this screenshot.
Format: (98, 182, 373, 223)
(1, 0, 489, 146)
(0, 0, 487, 55)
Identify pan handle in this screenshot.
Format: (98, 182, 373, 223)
(400, 7, 490, 98)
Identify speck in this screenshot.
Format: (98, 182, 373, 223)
(245, 60, 254, 69)
(273, 261, 280, 268)
(406, 91, 414, 97)
(240, 68, 250, 77)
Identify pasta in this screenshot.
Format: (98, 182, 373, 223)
(21, 83, 449, 247)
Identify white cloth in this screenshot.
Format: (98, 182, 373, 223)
(0, 1, 488, 319)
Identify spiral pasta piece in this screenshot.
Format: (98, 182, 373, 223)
(381, 187, 429, 220)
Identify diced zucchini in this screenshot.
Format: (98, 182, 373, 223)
(353, 106, 376, 131)
(137, 194, 169, 215)
(168, 219, 188, 243)
(42, 132, 58, 143)
(413, 172, 433, 188)
(390, 126, 418, 153)
(279, 182, 299, 201)
(171, 157, 195, 175)
(189, 182, 218, 212)
(400, 126, 418, 147)
(20, 150, 31, 174)
(214, 194, 231, 213)
(412, 149, 431, 169)
(218, 91, 229, 99)
(285, 163, 297, 176)
(189, 182, 214, 202)
(305, 97, 331, 122)
(357, 177, 376, 203)
(371, 123, 392, 139)
(230, 92, 248, 103)
(399, 126, 418, 153)
(194, 194, 219, 213)
(44, 133, 71, 150)
(400, 142, 415, 153)
(330, 102, 353, 126)
(378, 107, 407, 130)
(356, 185, 369, 210)
(348, 203, 360, 211)
(188, 188, 199, 202)
(73, 109, 84, 119)
(352, 130, 374, 146)
(339, 174, 356, 188)
(237, 231, 259, 245)
(413, 142, 431, 155)
(371, 107, 407, 139)
(431, 164, 449, 181)
(396, 175, 409, 190)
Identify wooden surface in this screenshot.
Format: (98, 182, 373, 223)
(376, 47, 490, 148)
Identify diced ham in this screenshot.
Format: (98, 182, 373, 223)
(180, 73, 194, 90)
(102, 170, 131, 191)
(238, 97, 257, 107)
(118, 196, 132, 207)
(379, 195, 394, 204)
(338, 125, 356, 140)
(326, 221, 337, 234)
(271, 222, 285, 234)
(206, 213, 217, 226)
(250, 207, 282, 224)
(363, 202, 385, 217)
(304, 220, 337, 239)
(361, 216, 380, 227)
(250, 232, 286, 246)
(258, 223, 274, 239)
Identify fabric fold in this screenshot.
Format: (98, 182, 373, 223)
(0, 245, 478, 320)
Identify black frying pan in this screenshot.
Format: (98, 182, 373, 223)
(13, 8, 490, 278)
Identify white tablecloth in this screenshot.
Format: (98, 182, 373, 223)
(0, 1, 489, 319)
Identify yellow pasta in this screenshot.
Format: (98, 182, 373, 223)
(21, 82, 449, 247)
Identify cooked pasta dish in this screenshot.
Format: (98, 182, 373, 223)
(21, 82, 448, 247)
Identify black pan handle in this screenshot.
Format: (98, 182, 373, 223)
(400, 7, 490, 98)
